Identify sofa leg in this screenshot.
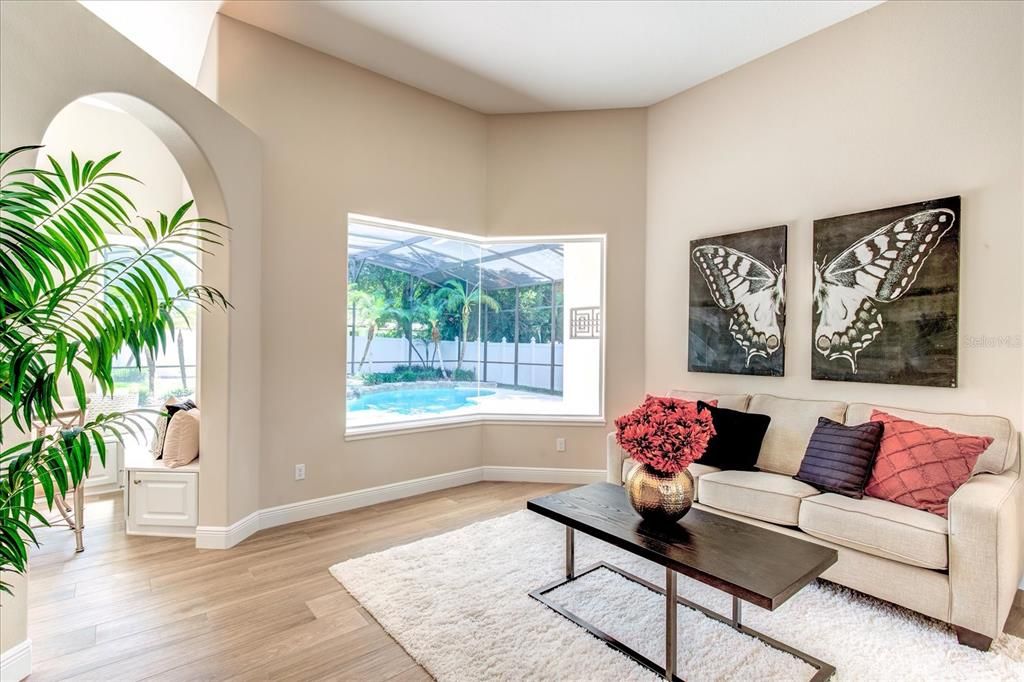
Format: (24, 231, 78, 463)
(954, 626, 993, 651)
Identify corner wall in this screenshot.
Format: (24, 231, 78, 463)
(483, 110, 647, 470)
(645, 0, 1024, 425)
(205, 18, 650, 505)
(205, 16, 488, 508)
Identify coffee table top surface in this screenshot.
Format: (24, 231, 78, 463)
(527, 482, 837, 610)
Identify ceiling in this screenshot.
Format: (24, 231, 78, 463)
(83, 1, 882, 114)
(219, 0, 881, 113)
(81, 1, 222, 85)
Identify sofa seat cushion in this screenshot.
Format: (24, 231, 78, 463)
(621, 459, 720, 502)
(799, 493, 948, 569)
(698, 471, 819, 526)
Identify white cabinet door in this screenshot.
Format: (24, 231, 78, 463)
(85, 439, 122, 494)
(127, 470, 198, 536)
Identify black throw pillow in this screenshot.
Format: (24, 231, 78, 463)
(793, 417, 883, 498)
(695, 401, 771, 471)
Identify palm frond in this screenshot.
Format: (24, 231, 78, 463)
(0, 146, 230, 594)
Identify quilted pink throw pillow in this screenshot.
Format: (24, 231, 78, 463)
(864, 410, 993, 517)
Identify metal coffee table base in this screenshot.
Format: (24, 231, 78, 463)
(529, 528, 835, 682)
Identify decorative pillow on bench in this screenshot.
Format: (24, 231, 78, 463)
(163, 408, 201, 468)
(794, 417, 884, 498)
(863, 410, 994, 518)
(695, 401, 770, 471)
(150, 398, 197, 459)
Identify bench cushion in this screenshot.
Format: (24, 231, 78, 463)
(799, 492, 948, 569)
(698, 470, 820, 526)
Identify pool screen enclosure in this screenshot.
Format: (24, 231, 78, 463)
(346, 214, 603, 431)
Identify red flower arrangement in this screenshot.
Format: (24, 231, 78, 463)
(615, 395, 716, 474)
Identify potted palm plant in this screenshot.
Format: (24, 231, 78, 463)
(0, 145, 229, 595)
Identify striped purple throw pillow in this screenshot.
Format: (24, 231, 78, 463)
(794, 417, 884, 498)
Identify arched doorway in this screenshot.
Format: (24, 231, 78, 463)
(25, 91, 242, 539)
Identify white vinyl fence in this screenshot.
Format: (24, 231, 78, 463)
(348, 334, 563, 392)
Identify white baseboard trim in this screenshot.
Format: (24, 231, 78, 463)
(195, 511, 260, 550)
(259, 466, 484, 531)
(194, 465, 601, 550)
(482, 465, 606, 484)
(0, 638, 31, 682)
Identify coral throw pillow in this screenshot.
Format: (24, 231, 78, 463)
(864, 410, 993, 517)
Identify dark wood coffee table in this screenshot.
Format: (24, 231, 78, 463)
(527, 482, 838, 681)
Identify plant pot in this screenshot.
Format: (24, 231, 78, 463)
(624, 462, 694, 524)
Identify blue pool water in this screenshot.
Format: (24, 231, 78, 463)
(348, 387, 495, 414)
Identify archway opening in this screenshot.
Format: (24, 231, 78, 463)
(42, 95, 202, 411)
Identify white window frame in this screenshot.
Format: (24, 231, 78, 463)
(345, 213, 606, 440)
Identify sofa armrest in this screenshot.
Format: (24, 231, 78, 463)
(606, 431, 626, 485)
(948, 469, 1023, 639)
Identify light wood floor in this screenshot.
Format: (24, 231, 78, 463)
(26, 481, 1024, 680)
(27, 481, 571, 681)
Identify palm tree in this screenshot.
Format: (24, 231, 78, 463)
(145, 348, 157, 401)
(389, 300, 426, 367)
(176, 329, 188, 390)
(436, 279, 499, 371)
(348, 287, 393, 373)
(416, 296, 447, 378)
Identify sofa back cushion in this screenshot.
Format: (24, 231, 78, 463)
(748, 394, 848, 475)
(845, 403, 1017, 475)
(668, 389, 750, 412)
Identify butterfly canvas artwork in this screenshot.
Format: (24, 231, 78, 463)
(812, 196, 960, 387)
(689, 225, 787, 376)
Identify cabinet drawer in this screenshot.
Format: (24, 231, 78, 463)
(128, 470, 198, 532)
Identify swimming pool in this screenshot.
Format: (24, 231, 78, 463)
(348, 387, 496, 414)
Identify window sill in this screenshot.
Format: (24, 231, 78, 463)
(344, 413, 607, 441)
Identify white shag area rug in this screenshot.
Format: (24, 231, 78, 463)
(330, 510, 1024, 681)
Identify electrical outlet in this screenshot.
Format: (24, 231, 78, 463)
(295, 463, 306, 480)
(555, 438, 566, 452)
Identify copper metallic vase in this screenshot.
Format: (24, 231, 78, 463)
(625, 463, 694, 524)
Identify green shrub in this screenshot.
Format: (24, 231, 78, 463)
(112, 366, 146, 383)
(360, 366, 476, 384)
(162, 387, 193, 400)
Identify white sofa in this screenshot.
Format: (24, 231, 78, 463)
(606, 391, 1023, 650)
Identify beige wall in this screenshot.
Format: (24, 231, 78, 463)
(484, 111, 647, 468)
(206, 19, 650, 504)
(206, 16, 488, 507)
(646, 0, 1024, 425)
